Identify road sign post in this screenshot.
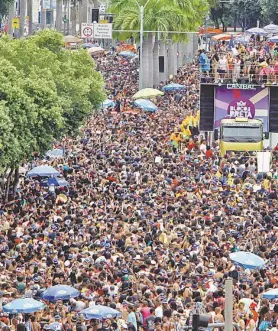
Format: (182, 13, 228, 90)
(12, 17, 20, 29)
(81, 23, 94, 39)
(93, 23, 112, 39)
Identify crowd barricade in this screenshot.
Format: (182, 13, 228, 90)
(199, 63, 278, 84)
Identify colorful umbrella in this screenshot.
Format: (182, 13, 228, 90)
(132, 88, 164, 99)
(211, 34, 232, 41)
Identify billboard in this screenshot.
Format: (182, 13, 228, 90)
(214, 87, 269, 132)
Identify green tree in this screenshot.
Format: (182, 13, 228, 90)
(260, 0, 278, 24)
(0, 30, 105, 201)
(0, 0, 13, 17)
(208, 0, 262, 32)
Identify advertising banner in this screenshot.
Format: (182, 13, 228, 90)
(214, 87, 269, 131)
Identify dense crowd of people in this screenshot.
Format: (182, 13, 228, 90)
(0, 48, 277, 331)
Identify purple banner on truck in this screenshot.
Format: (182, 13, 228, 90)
(214, 87, 269, 131)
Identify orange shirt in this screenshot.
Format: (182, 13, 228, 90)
(206, 149, 213, 158)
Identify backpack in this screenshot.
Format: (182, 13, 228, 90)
(259, 321, 271, 331)
(136, 311, 143, 326)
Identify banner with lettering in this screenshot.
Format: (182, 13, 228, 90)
(214, 87, 269, 131)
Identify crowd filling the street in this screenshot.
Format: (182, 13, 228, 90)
(0, 43, 277, 331)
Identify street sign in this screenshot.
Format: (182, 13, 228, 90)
(81, 23, 94, 38)
(227, 84, 256, 90)
(12, 17, 20, 29)
(99, 19, 108, 24)
(93, 23, 112, 39)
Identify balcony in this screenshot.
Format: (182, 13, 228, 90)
(199, 63, 278, 85)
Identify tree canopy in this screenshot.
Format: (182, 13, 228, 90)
(260, 0, 278, 25)
(110, 0, 209, 42)
(0, 0, 13, 17)
(0, 29, 105, 194)
(208, 0, 276, 31)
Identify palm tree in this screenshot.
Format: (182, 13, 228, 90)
(153, 37, 159, 86)
(19, 0, 27, 37)
(71, 0, 78, 35)
(27, 0, 33, 35)
(56, 0, 63, 31)
(110, 0, 208, 88)
(8, 0, 15, 36)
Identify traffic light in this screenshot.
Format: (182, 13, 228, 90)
(92, 8, 99, 23)
(108, 15, 113, 23)
(192, 313, 210, 331)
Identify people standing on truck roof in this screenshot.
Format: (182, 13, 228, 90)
(217, 54, 228, 83)
(198, 49, 211, 74)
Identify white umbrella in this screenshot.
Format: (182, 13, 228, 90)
(64, 35, 82, 43)
(246, 27, 268, 35)
(268, 35, 278, 43)
(262, 288, 278, 299)
(264, 24, 278, 33)
(88, 47, 105, 55)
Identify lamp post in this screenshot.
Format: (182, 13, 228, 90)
(205, 14, 209, 51)
(135, 0, 152, 90)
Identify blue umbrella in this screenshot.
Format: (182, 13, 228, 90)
(41, 285, 80, 302)
(246, 27, 268, 35)
(47, 177, 69, 187)
(133, 99, 158, 112)
(27, 165, 60, 177)
(44, 322, 62, 330)
(3, 298, 45, 313)
(119, 51, 136, 57)
(82, 43, 99, 49)
(268, 35, 278, 43)
(162, 83, 185, 92)
(80, 305, 121, 320)
(46, 149, 64, 158)
(229, 251, 267, 270)
(234, 35, 250, 44)
(262, 288, 278, 300)
(101, 99, 115, 109)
